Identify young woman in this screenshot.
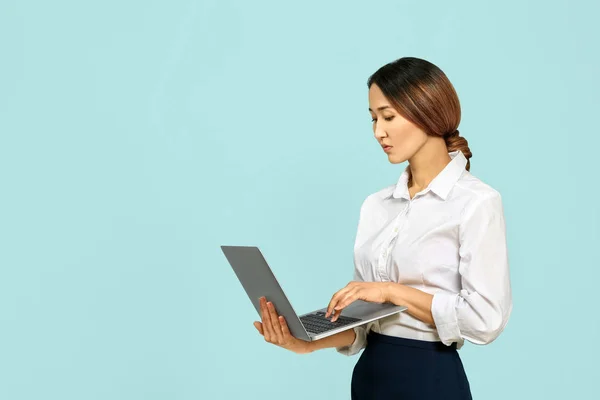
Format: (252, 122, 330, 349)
(253, 57, 513, 400)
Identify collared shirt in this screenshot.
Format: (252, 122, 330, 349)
(336, 150, 513, 356)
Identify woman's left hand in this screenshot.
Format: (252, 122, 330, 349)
(325, 281, 391, 322)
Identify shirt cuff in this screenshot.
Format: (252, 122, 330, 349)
(335, 325, 367, 356)
(431, 291, 461, 346)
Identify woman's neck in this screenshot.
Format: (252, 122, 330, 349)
(408, 138, 451, 191)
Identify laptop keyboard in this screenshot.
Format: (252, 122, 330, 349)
(299, 311, 362, 334)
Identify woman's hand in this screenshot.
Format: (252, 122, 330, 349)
(325, 281, 391, 322)
(253, 296, 313, 354)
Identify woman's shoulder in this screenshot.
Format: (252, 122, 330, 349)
(453, 171, 505, 221)
(454, 170, 502, 201)
(363, 183, 396, 204)
(353, 184, 396, 217)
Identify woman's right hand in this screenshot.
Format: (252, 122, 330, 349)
(253, 296, 313, 355)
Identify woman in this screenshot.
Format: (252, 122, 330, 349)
(253, 57, 513, 400)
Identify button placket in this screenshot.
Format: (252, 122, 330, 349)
(377, 202, 411, 280)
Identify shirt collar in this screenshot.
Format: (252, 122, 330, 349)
(386, 150, 467, 201)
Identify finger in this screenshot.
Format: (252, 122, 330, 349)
(328, 282, 358, 318)
(332, 288, 360, 322)
(261, 297, 274, 342)
(335, 283, 359, 305)
(261, 298, 273, 340)
(336, 287, 360, 310)
(326, 287, 350, 318)
(254, 321, 264, 336)
(267, 302, 284, 343)
(279, 316, 292, 339)
(325, 282, 354, 318)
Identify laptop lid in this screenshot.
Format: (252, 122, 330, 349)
(220, 245, 310, 341)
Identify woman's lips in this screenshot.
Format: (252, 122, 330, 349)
(383, 146, 393, 153)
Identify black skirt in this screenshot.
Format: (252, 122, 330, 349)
(351, 331, 473, 400)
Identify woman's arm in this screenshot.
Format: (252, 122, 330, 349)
(428, 193, 512, 346)
(307, 328, 357, 353)
(385, 283, 434, 325)
(384, 193, 512, 347)
(310, 282, 435, 352)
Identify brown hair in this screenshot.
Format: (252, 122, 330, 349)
(367, 57, 472, 186)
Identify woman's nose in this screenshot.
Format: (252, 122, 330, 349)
(374, 127, 386, 139)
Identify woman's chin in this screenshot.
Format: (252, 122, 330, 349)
(387, 153, 406, 164)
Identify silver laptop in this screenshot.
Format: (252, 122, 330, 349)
(220, 245, 407, 342)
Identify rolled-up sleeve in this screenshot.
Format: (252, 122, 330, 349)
(335, 325, 368, 356)
(431, 192, 513, 347)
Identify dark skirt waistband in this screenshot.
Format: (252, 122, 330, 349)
(367, 331, 457, 351)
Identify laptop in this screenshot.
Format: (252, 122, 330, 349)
(220, 245, 407, 342)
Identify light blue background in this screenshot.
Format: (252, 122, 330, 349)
(1, 0, 598, 399)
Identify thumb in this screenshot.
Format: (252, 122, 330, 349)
(254, 321, 264, 335)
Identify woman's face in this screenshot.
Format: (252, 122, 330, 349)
(368, 83, 429, 164)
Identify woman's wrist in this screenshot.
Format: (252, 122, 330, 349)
(306, 328, 356, 353)
(385, 282, 406, 305)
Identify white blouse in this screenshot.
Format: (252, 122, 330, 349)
(336, 150, 512, 356)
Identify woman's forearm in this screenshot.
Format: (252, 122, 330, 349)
(385, 282, 435, 326)
(307, 283, 434, 353)
(307, 328, 356, 352)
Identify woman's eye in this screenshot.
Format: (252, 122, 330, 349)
(371, 116, 394, 122)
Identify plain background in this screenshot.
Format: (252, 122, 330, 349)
(1, 0, 598, 399)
